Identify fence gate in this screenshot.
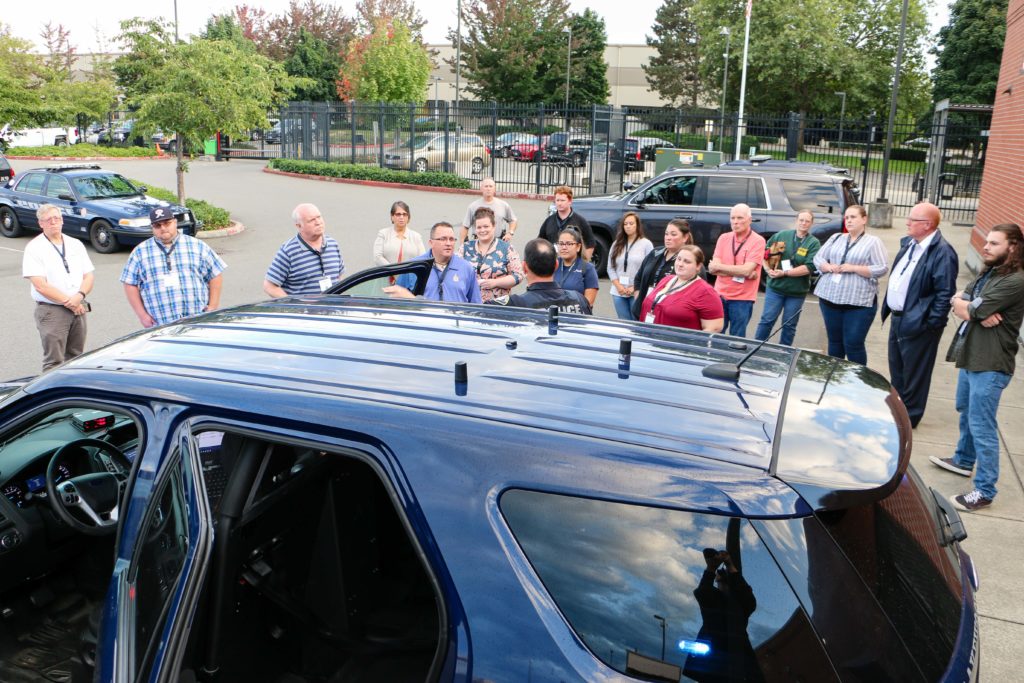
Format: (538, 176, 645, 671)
(922, 101, 992, 226)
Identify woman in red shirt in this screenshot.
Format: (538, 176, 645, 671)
(640, 246, 724, 332)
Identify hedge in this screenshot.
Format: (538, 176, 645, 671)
(131, 179, 231, 229)
(268, 158, 472, 189)
(631, 129, 759, 152)
(475, 124, 563, 137)
(5, 143, 161, 158)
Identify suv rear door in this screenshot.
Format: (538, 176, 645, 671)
(698, 174, 769, 244)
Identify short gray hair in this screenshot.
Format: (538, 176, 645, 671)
(36, 204, 61, 221)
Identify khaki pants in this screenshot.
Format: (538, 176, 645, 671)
(34, 303, 87, 372)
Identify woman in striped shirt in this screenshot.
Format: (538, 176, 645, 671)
(812, 205, 889, 364)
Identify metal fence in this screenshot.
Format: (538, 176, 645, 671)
(103, 100, 988, 223)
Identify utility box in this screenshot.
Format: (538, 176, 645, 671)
(655, 148, 723, 175)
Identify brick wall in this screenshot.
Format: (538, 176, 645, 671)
(974, 0, 1024, 267)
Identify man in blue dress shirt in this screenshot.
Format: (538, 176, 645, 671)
(385, 222, 482, 303)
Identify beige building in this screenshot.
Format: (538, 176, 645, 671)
(426, 44, 674, 108)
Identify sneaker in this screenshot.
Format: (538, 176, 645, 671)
(951, 490, 993, 512)
(929, 456, 972, 477)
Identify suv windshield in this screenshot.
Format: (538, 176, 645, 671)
(72, 174, 141, 199)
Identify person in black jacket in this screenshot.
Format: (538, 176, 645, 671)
(631, 219, 699, 320)
(880, 202, 959, 428)
(537, 185, 596, 261)
(488, 239, 591, 314)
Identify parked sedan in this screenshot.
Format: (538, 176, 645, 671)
(383, 132, 491, 173)
(493, 132, 538, 157)
(0, 164, 196, 253)
(510, 135, 547, 161)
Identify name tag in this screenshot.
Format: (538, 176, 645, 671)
(318, 276, 332, 292)
(644, 312, 655, 324)
(620, 275, 632, 288)
(781, 259, 793, 271)
(732, 276, 746, 283)
(161, 272, 179, 289)
(796, 247, 808, 257)
(831, 273, 843, 283)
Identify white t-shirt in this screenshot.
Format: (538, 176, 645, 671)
(22, 233, 95, 304)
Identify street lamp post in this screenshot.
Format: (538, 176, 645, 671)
(653, 614, 667, 662)
(173, 0, 179, 41)
(455, 0, 462, 111)
(564, 25, 573, 112)
(432, 77, 442, 136)
(878, 0, 910, 204)
(719, 27, 731, 152)
(734, 0, 753, 160)
(835, 91, 846, 149)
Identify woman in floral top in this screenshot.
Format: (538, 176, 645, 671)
(460, 206, 523, 303)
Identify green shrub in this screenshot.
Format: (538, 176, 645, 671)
(130, 179, 232, 229)
(631, 129, 758, 152)
(476, 123, 562, 137)
(267, 158, 472, 189)
(6, 143, 161, 158)
(889, 147, 927, 162)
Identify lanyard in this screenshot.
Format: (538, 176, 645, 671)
(656, 250, 676, 281)
(298, 235, 327, 275)
(157, 238, 178, 273)
(653, 276, 698, 309)
(732, 234, 749, 260)
(557, 259, 580, 288)
(435, 262, 452, 299)
(556, 212, 573, 232)
(898, 242, 918, 276)
(838, 234, 862, 266)
(623, 238, 635, 273)
(49, 238, 69, 274)
(793, 233, 810, 256)
(473, 240, 498, 275)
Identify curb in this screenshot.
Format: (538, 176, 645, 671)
(196, 220, 245, 239)
(5, 155, 169, 162)
(262, 167, 557, 202)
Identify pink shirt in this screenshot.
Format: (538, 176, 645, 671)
(713, 230, 765, 302)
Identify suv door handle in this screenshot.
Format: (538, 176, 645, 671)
(674, 215, 694, 220)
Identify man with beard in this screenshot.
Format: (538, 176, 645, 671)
(930, 223, 1024, 511)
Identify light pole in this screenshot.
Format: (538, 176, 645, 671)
(455, 0, 462, 111)
(432, 77, 442, 135)
(719, 27, 731, 152)
(878, 0, 910, 204)
(564, 25, 573, 112)
(173, 0, 179, 41)
(734, 0, 753, 160)
(835, 91, 846, 149)
(653, 614, 667, 662)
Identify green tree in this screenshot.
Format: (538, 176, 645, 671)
(233, 0, 355, 62)
(564, 9, 610, 105)
(113, 18, 175, 102)
(340, 19, 430, 102)
(645, 0, 703, 107)
(201, 14, 254, 49)
(0, 24, 48, 128)
(37, 23, 118, 127)
(131, 39, 294, 202)
(448, 0, 571, 104)
(356, 0, 426, 40)
(284, 28, 343, 101)
(932, 0, 1007, 104)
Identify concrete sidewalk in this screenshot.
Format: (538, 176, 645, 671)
(851, 214, 1022, 683)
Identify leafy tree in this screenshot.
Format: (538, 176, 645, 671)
(932, 0, 1007, 104)
(448, 0, 571, 104)
(201, 14, 254, 49)
(0, 24, 48, 128)
(113, 18, 175, 102)
(356, 0, 427, 40)
(340, 19, 430, 102)
(284, 28, 343, 101)
(232, 0, 355, 62)
(130, 39, 294, 202)
(645, 0, 704, 108)
(36, 23, 118, 126)
(564, 9, 610, 105)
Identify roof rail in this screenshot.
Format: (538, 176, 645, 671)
(46, 164, 102, 172)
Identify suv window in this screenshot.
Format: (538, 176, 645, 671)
(45, 175, 72, 199)
(642, 175, 698, 206)
(781, 179, 842, 213)
(705, 177, 767, 208)
(501, 490, 834, 682)
(16, 172, 45, 195)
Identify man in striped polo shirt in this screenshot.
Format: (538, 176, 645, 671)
(263, 203, 345, 297)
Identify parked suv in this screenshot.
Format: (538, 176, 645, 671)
(572, 162, 858, 275)
(384, 132, 491, 173)
(544, 132, 593, 166)
(0, 258, 980, 682)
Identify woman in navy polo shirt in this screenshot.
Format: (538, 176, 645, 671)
(555, 228, 599, 308)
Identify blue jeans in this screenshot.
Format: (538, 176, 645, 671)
(612, 294, 636, 320)
(754, 289, 805, 346)
(951, 369, 1011, 500)
(818, 299, 876, 364)
(721, 298, 754, 338)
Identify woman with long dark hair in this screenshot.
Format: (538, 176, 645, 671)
(373, 201, 425, 267)
(631, 219, 695, 320)
(607, 212, 653, 320)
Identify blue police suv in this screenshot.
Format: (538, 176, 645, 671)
(0, 260, 980, 682)
(0, 164, 196, 253)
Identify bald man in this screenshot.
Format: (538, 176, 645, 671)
(264, 203, 345, 298)
(709, 203, 765, 337)
(880, 202, 959, 427)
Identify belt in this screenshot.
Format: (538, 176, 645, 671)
(890, 310, 904, 317)
(36, 301, 64, 306)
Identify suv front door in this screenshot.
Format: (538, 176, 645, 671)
(629, 173, 704, 246)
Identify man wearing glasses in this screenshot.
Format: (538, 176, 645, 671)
(880, 201, 959, 428)
(385, 222, 482, 303)
(121, 205, 226, 328)
(264, 203, 345, 297)
(22, 204, 94, 371)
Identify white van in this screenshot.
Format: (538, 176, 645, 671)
(0, 124, 80, 147)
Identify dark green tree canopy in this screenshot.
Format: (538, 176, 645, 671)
(932, 0, 1007, 104)
(566, 9, 610, 105)
(645, 0, 703, 108)
(284, 28, 343, 101)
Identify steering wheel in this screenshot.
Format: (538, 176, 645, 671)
(46, 438, 132, 536)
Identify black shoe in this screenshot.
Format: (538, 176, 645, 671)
(951, 490, 993, 512)
(929, 456, 972, 477)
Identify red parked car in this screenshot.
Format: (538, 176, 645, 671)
(510, 135, 547, 161)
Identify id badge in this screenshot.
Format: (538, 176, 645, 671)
(620, 275, 632, 288)
(161, 272, 179, 289)
(958, 320, 968, 336)
(732, 276, 745, 283)
(318, 276, 332, 292)
(644, 312, 655, 324)
(830, 273, 843, 283)
(796, 247, 808, 257)
(781, 259, 793, 271)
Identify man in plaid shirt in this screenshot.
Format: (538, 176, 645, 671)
(121, 205, 227, 327)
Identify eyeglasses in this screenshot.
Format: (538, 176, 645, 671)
(40, 215, 62, 223)
(432, 236, 456, 243)
(556, 241, 579, 247)
(907, 217, 930, 223)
